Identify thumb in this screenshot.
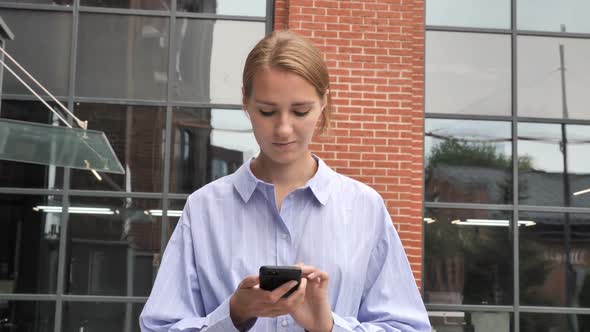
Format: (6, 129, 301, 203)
(238, 275, 260, 289)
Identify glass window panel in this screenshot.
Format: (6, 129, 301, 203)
(424, 208, 513, 305)
(426, 31, 511, 116)
(518, 36, 590, 120)
(166, 199, 186, 240)
(0, 101, 64, 189)
(429, 311, 513, 331)
(63, 302, 143, 332)
(0, 9, 71, 97)
(66, 197, 161, 296)
(0, 301, 55, 331)
(521, 313, 590, 332)
(425, 119, 513, 204)
(178, 0, 266, 16)
(172, 20, 265, 104)
(520, 211, 590, 308)
(80, 0, 170, 10)
(76, 14, 169, 101)
(518, 123, 590, 207)
(170, 108, 258, 193)
(0, 194, 60, 294)
(426, 0, 510, 29)
(70, 104, 165, 192)
(518, 0, 590, 34)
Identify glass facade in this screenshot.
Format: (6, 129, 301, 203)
(425, 0, 590, 330)
(0, 1, 267, 331)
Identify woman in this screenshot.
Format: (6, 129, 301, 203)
(140, 31, 430, 332)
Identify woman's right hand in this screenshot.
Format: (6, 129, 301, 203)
(229, 274, 308, 325)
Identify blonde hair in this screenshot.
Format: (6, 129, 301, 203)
(242, 30, 332, 133)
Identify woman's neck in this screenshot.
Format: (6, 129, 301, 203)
(250, 152, 318, 189)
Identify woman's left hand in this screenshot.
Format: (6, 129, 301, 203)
(289, 264, 333, 332)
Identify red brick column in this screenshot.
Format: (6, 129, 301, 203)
(273, 0, 425, 288)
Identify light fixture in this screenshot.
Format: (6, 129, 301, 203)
(33, 206, 114, 215)
(451, 219, 535, 227)
(573, 188, 590, 196)
(424, 217, 436, 224)
(148, 209, 183, 217)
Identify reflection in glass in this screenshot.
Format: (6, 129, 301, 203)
(172, 19, 265, 104)
(70, 104, 165, 192)
(66, 197, 161, 296)
(518, 123, 590, 207)
(429, 311, 513, 332)
(81, 0, 170, 10)
(63, 302, 143, 332)
(520, 212, 590, 309)
(521, 313, 590, 332)
(424, 119, 512, 204)
(0, 101, 63, 189)
(170, 108, 258, 193)
(166, 200, 187, 240)
(0, 301, 54, 332)
(518, 36, 590, 120)
(424, 208, 513, 305)
(426, 31, 511, 116)
(426, 0, 510, 29)
(76, 14, 169, 100)
(0, 9, 71, 97)
(178, 0, 266, 16)
(518, 0, 590, 34)
(0, 195, 60, 294)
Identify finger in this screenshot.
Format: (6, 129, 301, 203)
(239, 275, 260, 289)
(300, 265, 319, 276)
(286, 278, 307, 309)
(268, 280, 299, 302)
(307, 271, 329, 283)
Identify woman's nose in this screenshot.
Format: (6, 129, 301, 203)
(275, 113, 293, 137)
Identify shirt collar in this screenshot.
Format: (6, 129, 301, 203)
(232, 154, 333, 205)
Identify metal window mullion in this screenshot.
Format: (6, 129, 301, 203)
(174, 12, 266, 22)
(72, 96, 168, 107)
(61, 295, 148, 303)
(426, 304, 514, 312)
(423, 202, 514, 210)
(78, 6, 170, 17)
(53, 0, 79, 329)
(161, 0, 176, 256)
(511, 0, 520, 330)
(67, 190, 165, 199)
(0, 93, 69, 102)
(0, 188, 63, 195)
(170, 101, 243, 109)
(266, 0, 274, 34)
(0, 2, 73, 12)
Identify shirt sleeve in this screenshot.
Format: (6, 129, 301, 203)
(330, 200, 431, 332)
(139, 202, 253, 332)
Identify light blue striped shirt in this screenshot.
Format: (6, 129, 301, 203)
(140, 156, 430, 332)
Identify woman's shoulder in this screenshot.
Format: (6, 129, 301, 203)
(186, 173, 237, 204)
(329, 169, 383, 203)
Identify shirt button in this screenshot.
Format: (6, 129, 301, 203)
(281, 320, 288, 327)
(281, 233, 288, 239)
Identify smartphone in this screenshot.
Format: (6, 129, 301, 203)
(259, 265, 302, 298)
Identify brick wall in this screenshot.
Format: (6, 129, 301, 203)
(273, 0, 425, 287)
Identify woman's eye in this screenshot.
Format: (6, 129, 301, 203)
(259, 110, 275, 117)
(293, 110, 310, 117)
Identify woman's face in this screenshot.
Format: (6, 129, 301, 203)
(243, 68, 326, 165)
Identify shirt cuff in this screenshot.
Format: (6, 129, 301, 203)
(331, 312, 355, 332)
(204, 297, 256, 332)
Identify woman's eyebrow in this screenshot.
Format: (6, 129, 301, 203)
(254, 100, 316, 107)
